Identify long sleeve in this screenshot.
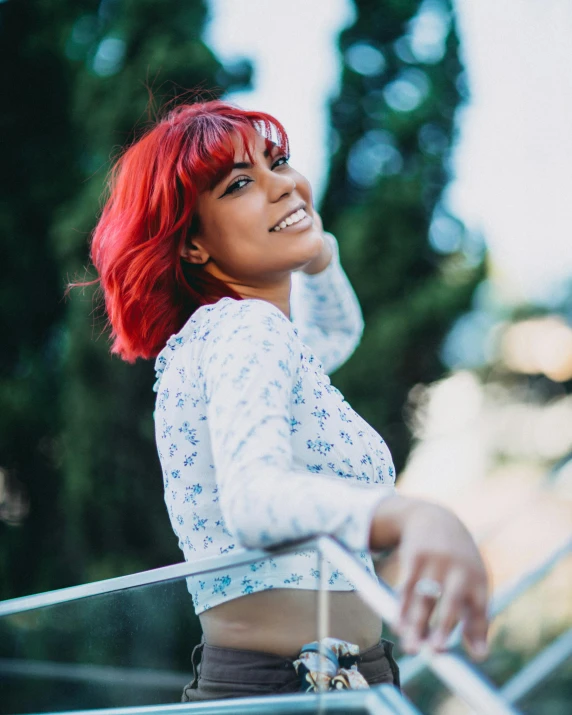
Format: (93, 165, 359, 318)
(290, 232, 365, 374)
(202, 300, 392, 553)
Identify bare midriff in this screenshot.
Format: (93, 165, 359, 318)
(199, 588, 383, 657)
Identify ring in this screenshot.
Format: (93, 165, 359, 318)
(413, 578, 443, 599)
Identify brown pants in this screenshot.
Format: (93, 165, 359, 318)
(182, 636, 401, 702)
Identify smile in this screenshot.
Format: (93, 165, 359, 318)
(271, 208, 310, 232)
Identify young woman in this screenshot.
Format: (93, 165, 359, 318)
(87, 99, 490, 701)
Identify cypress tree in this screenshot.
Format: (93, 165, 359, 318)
(320, 0, 484, 473)
(0, 0, 251, 597)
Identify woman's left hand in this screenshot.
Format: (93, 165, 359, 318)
(300, 209, 333, 275)
(370, 495, 490, 660)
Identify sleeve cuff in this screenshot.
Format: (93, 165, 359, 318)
(333, 484, 396, 552)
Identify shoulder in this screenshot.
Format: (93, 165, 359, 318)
(153, 298, 300, 391)
(206, 297, 299, 346)
(202, 299, 301, 391)
(218, 296, 293, 325)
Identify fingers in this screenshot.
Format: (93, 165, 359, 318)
(398, 563, 490, 660)
(397, 551, 425, 629)
(427, 567, 466, 651)
(461, 583, 490, 661)
(398, 558, 443, 654)
(401, 588, 440, 653)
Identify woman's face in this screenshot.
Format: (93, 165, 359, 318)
(181, 128, 324, 289)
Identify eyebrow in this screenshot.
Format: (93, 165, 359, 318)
(228, 146, 271, 171)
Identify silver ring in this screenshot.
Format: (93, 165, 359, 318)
(413, 578, 443, 600)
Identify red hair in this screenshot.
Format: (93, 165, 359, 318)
(81, 99, 290, 362)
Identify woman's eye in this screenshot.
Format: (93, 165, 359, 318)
(225, 177, 251, 195)
(224, 156, 290, 195)
(273, 156, 290, 168)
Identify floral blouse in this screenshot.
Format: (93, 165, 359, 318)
(153, 233, 396, 614)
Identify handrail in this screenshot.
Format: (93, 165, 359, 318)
(0, 658, 190, 690)
(0, 687, 422, 715)
(0, 539, 317, 618)
(0, 535, 520, 715)
(500, 627, 572, 704)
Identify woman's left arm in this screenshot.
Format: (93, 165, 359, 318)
(290, 218, 364, 375)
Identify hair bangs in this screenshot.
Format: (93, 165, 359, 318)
(183, 115, 289, 195)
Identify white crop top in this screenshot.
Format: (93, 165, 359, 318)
(153, 233, 396, 614)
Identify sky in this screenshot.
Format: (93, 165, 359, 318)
(205, 0, 572, 307)
(204, 0, 354, 205)
(450, 0, 572, 306)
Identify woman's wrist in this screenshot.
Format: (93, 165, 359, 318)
(368, 493, 426, 551)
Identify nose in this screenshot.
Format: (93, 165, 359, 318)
(268, 167, 296, 201)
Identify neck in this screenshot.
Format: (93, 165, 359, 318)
(203, 265, 293, 320)
(231, 278, 292, 320)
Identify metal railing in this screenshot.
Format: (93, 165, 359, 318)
(0, 535, 533, 715)
(0, 688, 421, 715)
(500, 626, 572, 705)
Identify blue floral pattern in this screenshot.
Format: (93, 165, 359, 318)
(153, 233, 396, 614)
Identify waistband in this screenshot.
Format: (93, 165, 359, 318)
(191, 635, 400, 689)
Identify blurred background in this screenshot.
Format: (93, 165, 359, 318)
(1, 0, 571, 712)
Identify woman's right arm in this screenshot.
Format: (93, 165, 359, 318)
(370, 494, 491, 661)
(203, 299, 490, 660)
(202, 299, 395, 554)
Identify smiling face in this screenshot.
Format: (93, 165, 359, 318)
(180, 128, 324, 298)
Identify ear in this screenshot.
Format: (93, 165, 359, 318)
(180, 237, 210, 266)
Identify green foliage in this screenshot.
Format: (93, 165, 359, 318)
(320, 0, 484, 471)
(0, 0, 81, 599)
(0, 0, 251, 599)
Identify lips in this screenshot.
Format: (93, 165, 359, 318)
(269, 202, 306, 232)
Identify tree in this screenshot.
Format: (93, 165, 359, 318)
(0, 0, 82, 599)
(320, 0, 484, 473)
(0, 0, 252, 598)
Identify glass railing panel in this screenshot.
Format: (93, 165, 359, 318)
(0, 549, 330, 714)
(0, 541, 411, 715)
(0, 575, 197, 713)
(4, 533, 550, 714)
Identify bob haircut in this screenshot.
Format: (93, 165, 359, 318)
(84, 99, 290, 363)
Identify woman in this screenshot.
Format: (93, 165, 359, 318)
(87, 99, 490, 701)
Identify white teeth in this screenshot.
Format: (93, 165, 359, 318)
(273, 209, 306, 231)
